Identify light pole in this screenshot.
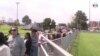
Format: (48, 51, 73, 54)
(89, 0, 98, 28)
(16, 2, 19, 21)
(92, 3, 98, 27)
(16, 2, 20, 26)
(89, 0, 91, 23)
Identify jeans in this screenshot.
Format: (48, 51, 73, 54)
(30, 46, 38, 56)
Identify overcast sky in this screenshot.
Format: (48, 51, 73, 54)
(0, 0, 100, 24)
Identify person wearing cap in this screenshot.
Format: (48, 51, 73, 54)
(30, 28, 39, 56)
(7, 27, 26, 56)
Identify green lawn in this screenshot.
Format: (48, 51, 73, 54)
(70, 32, 100, 56)
(0, 25, 30, 36)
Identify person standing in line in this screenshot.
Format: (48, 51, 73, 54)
(0, 32, 11, 56)
(30, 29, 39, 56)
(7, 27, 26, 56)
(47, 29, 54, 53)
(55, 29, 63, 46)
(44, 30, 50, 52)
(6, 29, 12, 46)
(24, 32, 31, 56)
(62, 29, 67, 37)
(67, 29, 73, 35)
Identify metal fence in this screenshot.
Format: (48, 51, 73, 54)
(38, 31, 77, 56)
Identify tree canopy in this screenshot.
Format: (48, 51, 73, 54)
(69, 10, 88, 30)
(43, 18, 56, 30)
(50, 20, 56, 29)
(22, 15, 31, 25)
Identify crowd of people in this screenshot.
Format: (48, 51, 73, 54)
(0, 26, 74, 56)
(0, 26, 40, 56)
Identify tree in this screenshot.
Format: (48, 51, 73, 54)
(22, 15, 31, 25)
(43, 18, 51, 30)
(70, 10, 88, 30)
(50, 20, 56, 29)
(68, 22, 75, 28)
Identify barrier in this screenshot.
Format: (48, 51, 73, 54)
(38, 32, 77, 56)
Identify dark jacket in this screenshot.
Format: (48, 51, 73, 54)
(25, 39, 31, 55)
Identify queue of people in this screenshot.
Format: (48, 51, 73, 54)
(43, 28, 73, 53)
(0, 26, 74, 56)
